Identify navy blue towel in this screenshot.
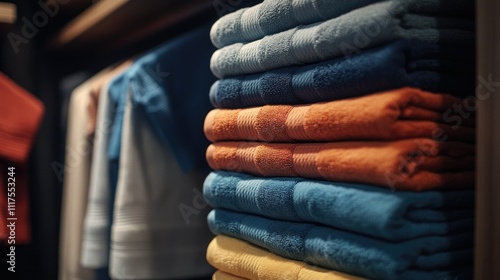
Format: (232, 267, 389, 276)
(208, 209, 473, 280)
(209, 40, 474, 108)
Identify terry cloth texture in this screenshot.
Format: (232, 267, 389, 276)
(109, 92, 213, 279)
(0, 72, 44, 244)
(206, 139, 475, 191)
(210, 1, 475, 78)
(210, 0, 475, 48)
(204, 171, 474, 241)
(205, 87, 475, 143)
(209, 40, 475, 108)
(207, 235, 365, 280)
(208, 209, 473, 280)
(213, 271, 248, 280)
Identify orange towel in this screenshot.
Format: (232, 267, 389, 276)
(206, 139, 474, 191)
(0, 72, 45, 163)
(205, 87, 474, 143)
(0, 72, 44, 244)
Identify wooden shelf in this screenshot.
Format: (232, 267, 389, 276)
(48, 0, 212, 52)
(0, 2, 16, 33)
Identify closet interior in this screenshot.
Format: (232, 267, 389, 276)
(0, 0, 498, 279)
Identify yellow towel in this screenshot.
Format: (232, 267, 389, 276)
(207, 235, 365, 280)
(213, 270, 248, 280)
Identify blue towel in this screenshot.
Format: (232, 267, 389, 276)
(209, 40, 474, 108)
(210, 1, 475, 78)
(211, 0, 475, 48)
(107, 72, 131, 212)
(107, 23, 216, 172)
(203, 171, 474, 241)
(104, 26, 216, 268)
(208, 209, 473, 280)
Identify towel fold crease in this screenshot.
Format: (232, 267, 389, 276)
(206, 139, 475, 191)
(211, 0, 475, 48)
(204, 171, 474, 240)
(208, 209, 473, 280)
(209, 40, 474, 108)
(211, 1, 475, 78)
(208, 235, 365, 280)
(205, 87, 475, 143)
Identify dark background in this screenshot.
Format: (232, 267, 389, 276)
(0, 1, 257, 279)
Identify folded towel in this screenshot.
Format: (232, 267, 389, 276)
(209, 40, 474, 108)
(213, 271, 247, 280)
(204, 171, 474, 241)
(206, 139, 475, 191)
(205, 87, 475, 143)
(210, 1, 475, 78)
(208, 209, 473, 280)
(208, 235, 365, 280)
(210, 0, 475, 48)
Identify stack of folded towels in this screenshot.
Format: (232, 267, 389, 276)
(203, 0, 476, 279)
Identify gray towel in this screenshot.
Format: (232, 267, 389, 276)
(210, 1, 475, 78)
(210, 0, 475, 48)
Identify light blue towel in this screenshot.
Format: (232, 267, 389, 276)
(203, 171, 474, 241)
(107, 23, 216, 172)
(209, 40, 474, 108)
(102, 25, 216, 276)
(107, 71, 131, 204)
(106, 25, 215, 226)
(211, 0, 475, 48)
(210, 1, 475, 78)
(208, 209, 473, 280)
